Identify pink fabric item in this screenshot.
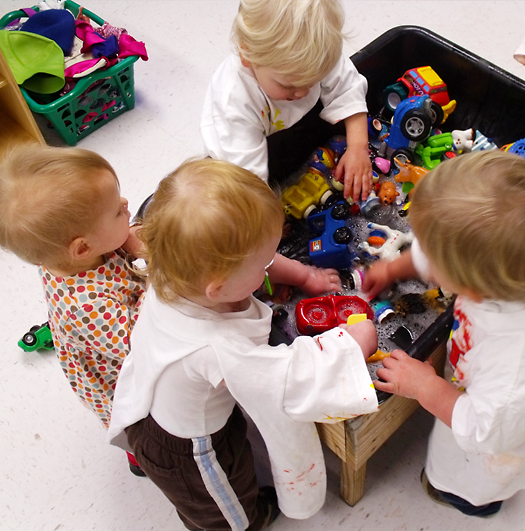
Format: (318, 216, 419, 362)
(76, 20, 148, 61)
(76, 20, 106, 53)
(94, 22, 128, 40)
(118, 34, 148, 61)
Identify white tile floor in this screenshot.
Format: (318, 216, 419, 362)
(2, 1, 525, 530)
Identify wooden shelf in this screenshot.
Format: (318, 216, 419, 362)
(0, 47, 44, 156)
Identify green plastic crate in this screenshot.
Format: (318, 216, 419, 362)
(0, 0, 139, 145)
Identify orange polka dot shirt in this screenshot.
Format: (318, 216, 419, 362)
(39, 251, 146, 428)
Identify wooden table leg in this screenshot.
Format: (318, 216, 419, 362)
(340, 460, 366, 506)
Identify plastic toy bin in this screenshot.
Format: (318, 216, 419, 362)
(0, 0, 139, 146)
(270, 25, 525, 361)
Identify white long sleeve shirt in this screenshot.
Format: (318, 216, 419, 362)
(200, 53, 368, 182)
(412, 239, 525, 505)
(108, 288, 378, 519)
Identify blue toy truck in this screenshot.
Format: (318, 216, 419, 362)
(307, 201, 357, 269)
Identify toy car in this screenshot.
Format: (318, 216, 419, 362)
(381, 95, 441, 167)
(18, 322, 54, 352)
(281, 170, 335, 219)
(295, 295, 374, 335)
(307, 201, 357, 269)
(383, 66, 456, 122)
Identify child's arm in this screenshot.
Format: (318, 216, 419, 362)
(267, 252, 341, 296)
(338, 320, 378, 360)
(362, 249, 419, 300)
(333, 113, 373, 203)
(375, 350, 463, 427)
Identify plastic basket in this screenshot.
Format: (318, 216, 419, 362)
(0, 0, 139, 145)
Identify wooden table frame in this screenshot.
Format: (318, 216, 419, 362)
(316, 340, 446, 506)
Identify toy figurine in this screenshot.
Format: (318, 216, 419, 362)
(358, 223, 414, 261)
(309, 147, 336, 175)
(394, 157, 429, 193)
(378, 181, 400, 205)
(452, 128, 475, 153)
(472, 130, 498, 151)
(357, 189, 381, 217)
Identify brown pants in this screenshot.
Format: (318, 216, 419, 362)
(126, 406, 269, 531)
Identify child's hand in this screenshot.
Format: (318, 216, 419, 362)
(298, 266, 341, 296)
(339, 320, 378, 359)
(122, 225, 146, 258)
(333, 147, 373, 203)
(362, 260, 393, 300)
(374, 349, 436, 399)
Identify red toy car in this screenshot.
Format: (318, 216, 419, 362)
(383, 66, 456, 123)
(295, 295, 374, 336)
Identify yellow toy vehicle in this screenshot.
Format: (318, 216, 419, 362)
(281, 170, 334, 219)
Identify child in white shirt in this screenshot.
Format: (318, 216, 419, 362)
(108, 158, 379, 530)
(363, 150, 525, 517)
(201, 0, 372, 203)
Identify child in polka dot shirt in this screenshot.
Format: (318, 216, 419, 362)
(0, 144, 146, 473)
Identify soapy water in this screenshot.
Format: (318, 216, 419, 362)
(269, 179, 452, 381)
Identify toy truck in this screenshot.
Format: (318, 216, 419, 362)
(380, 95, 441, 168)
(307, 201, 357, 269)
(383, 66, 457, 122)
(281, 170, 335, 219)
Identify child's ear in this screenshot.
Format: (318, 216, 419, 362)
(239, 54, 252, 69)
(205, 279, 225, 301)
(68, 237, 92, 261)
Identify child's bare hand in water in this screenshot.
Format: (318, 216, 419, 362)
(297, 265, 342, 296)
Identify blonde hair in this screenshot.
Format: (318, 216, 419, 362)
(139, 158, 284, 303)
(232, 0, 345, 86)
(0, 144, 118, 269)
(409, 150, 525, 302)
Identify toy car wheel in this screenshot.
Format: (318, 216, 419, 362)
(333, 227, 352, 244)
(22, 332, 37, 347)
(331, 202, 351, 220)
(319, 190, 333, 205)
(391, 148, 414, 170)
(383, 82, 409, 113)
(400, 110, 431, 141)
(331, 178, 344, 192)
(303, 204, 318, 219)
(429, 100, 444, 127)
(324, 194, 338, 208)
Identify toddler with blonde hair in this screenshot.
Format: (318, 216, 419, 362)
(108, 158, 379, 530)
(201, 0, 372, 202)
(364, 150, 525, 517)
(0, 144, 146, 473)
